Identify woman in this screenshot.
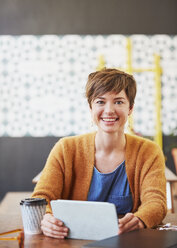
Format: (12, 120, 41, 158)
(32, 68, 167, 239)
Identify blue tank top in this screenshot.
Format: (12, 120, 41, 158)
(87, 161, 133, 215)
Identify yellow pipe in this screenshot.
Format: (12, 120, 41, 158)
(118, 68, 154, 73)
(97, 55, 106, 71)
(133, 68, 154, 73)
(126, 38, 134, 134)
(126, 38, 133, 75)
(154, 54, 163, 149)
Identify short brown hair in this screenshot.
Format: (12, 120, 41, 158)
(85, 68, 137, 108)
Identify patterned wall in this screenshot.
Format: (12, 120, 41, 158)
(0, 35, 177, 137)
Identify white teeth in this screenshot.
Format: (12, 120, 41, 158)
(102, 118, 117, 121)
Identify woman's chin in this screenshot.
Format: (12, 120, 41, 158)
(98, 127, 120, 134)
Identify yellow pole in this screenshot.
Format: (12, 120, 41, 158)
(96, 55, 106, 71)
(126, 38, 133, 75)
(126, 38, 134, 134)
(154, 54, 163, 149)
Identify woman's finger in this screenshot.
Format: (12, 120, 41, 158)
(41, 225, 68, 238)
(118, 214, 140, 234)
(42, 220, 67, 232)
(118, 213, 134, 226)
(122, 218, 139, 232)
(42, 213, 62, 225)
(41, 213, 67, 231)
(41, 213, 69, 238)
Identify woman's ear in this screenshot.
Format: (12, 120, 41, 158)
(89, 101, 93, 110)
(128, 104, 134, 115)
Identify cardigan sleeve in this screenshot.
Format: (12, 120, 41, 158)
(31, 139, 65, 213)
(133, 142, 167, 228)
(31, 133, 95, 214)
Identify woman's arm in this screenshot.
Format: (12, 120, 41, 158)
(133, 144, 167, 227)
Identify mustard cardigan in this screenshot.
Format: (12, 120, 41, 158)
(32, 132, 167, 228)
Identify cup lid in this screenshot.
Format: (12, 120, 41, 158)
(20, 198, 47, 206)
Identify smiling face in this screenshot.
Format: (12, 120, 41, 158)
(91, 90, 133, 134)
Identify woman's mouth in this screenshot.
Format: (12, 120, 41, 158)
(101, 117, 119, 122)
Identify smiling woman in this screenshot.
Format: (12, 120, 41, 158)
(32, 68, 167, 239)
(90, 91, 133, 134)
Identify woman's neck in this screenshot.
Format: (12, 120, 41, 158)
(95, 130, 126, 154)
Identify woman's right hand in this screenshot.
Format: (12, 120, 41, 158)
(41, 213, 69, 239)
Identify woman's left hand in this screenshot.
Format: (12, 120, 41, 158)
(118, 213, 145, 235)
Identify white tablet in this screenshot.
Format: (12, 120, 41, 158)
(51, 200, 119, 240)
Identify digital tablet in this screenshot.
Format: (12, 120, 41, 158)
(51, 200, 119, 240)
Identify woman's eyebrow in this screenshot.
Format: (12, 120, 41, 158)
(96, 96, 105, 99)
(114, 97, 125, 100)
(95, 96, 125, 100)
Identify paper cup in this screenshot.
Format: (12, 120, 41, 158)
(20, 198, 47, 235)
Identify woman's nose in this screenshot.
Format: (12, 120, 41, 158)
(104, 103, 115, 114)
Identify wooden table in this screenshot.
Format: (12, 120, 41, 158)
(0, 214, 91, 248)
(0, 192, 93, 247)
(1, 213, 177, 248)
(0, 192, 177, 248)
(0, 192, 32, 215)
(0, 213, 93, 248)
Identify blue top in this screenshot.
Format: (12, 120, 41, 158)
(87, 161, 133, 215)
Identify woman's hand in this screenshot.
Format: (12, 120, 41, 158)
(118, 213, 145, 235)
(41, 213, 69, 239)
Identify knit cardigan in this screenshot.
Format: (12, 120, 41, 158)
(32, 132, 167, 228)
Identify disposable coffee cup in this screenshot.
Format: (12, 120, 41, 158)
(20, 198, 47, 235)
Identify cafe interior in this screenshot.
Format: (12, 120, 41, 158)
(0, 0, 177, 247)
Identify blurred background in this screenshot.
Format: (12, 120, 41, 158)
(0, 0, 177, 211)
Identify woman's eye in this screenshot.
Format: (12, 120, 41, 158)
(96, 100, 104, 104)
(115, 101, 123, 105)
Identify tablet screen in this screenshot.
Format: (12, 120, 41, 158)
(51, 200, 119, 240)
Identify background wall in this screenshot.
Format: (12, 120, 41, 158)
(1, 35, 177, 138)
(0, 137, 59, 199)
(0, 0, 177, 201)
(0, 0, 177, 35)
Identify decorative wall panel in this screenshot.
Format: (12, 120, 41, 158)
(0, 35, 177, 137)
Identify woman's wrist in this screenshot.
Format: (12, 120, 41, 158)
(137, 217, 146, 229)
